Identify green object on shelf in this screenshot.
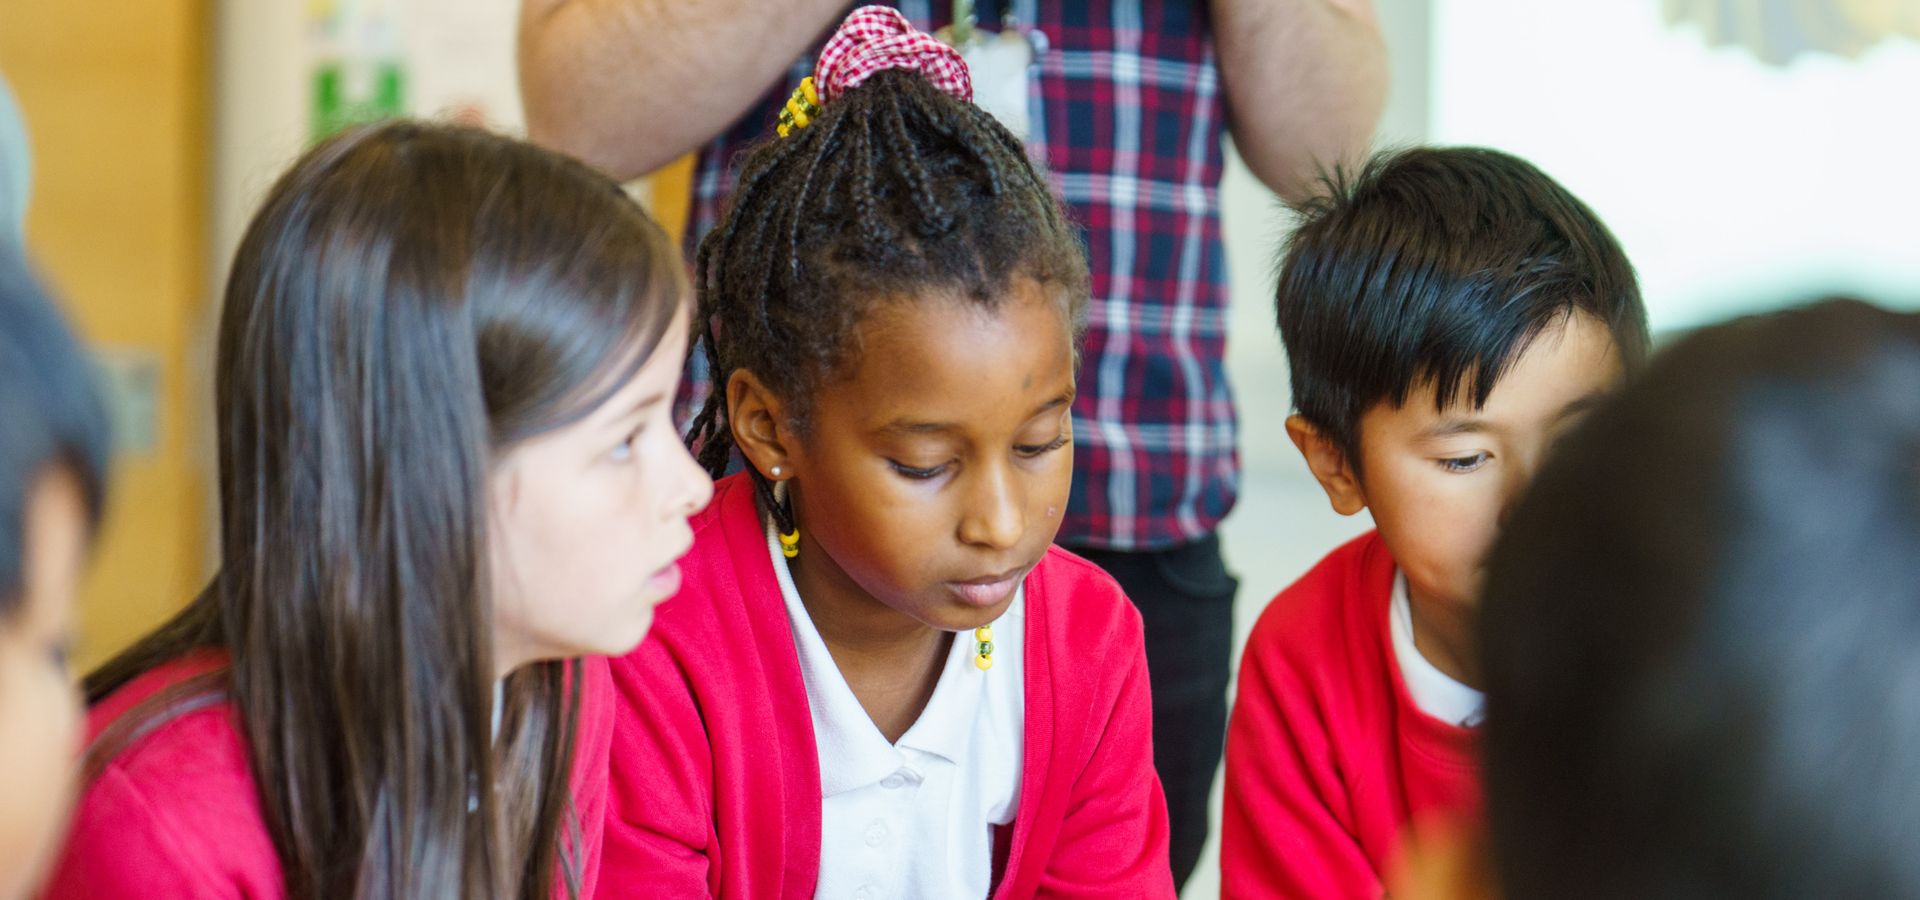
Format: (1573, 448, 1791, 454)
(311, 60, 405, 142)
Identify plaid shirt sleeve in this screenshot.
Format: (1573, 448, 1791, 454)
(679, 0, 1237, 552)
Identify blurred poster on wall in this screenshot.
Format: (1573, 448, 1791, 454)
(1432, 0, 1920, 330)
(306, 0, 524, 141)
(308, 0, 407, 141)
(1662, 0, 1920, 65)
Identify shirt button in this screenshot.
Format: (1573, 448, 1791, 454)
(864, 819, 889, 847)
(880, 773, 906, 789)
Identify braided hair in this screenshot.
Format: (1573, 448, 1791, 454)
(685, 63, 1091, 536)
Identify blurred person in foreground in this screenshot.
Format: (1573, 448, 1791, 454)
(1394, 298, 1920, 900)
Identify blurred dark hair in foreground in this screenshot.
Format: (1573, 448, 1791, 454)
(1481, 297, 1920, 899)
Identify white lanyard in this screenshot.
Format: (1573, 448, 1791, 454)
(940, 0, 1044, 141)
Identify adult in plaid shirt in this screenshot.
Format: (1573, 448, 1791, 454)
(522, 1, 1384, 889)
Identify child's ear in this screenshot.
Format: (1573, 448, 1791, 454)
(726, 369, 794, 481)
(1387, 817, 1500, 900)
(1286, 415, 1367, 516)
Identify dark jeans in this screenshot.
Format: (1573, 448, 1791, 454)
(1064, 533, 1237, 894)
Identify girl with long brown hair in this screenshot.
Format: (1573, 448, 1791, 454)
(39, 121, 710, 899)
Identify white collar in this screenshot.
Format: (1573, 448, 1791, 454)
(766, 520, 1020, 797)
(491, 680, 504, 742)
(1389, 572, 1486, 729)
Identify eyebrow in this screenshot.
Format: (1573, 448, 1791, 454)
(609, 390, 668, 427)
(1420, 417, 1492, 440)
(879, 394, 1074, 436)
(1553, 392, 1608, 421)
(1419, 391, 1610, 440)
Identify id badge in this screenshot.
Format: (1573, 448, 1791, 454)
(938, 16, 1046, 143)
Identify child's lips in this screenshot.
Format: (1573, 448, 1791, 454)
(643, 563, 682, 601)
(946, 565, 1030, 608)
(643, 541, 694, 602)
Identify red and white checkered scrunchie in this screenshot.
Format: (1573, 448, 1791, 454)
(814, 5, 973, 103)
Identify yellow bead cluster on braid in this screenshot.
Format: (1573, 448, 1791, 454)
(974, 624, 994, 671)
(776, 77, 823, 139)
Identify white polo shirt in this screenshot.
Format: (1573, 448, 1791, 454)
(768, 524, 1025, 900)
(1389, 572, 1486, 728)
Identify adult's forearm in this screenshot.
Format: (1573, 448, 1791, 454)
(519, 0, 851, 180)
(1210, 0, 1388, 203)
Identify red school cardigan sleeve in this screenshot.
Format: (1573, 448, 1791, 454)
(39, 764, 251, 899)
(1001, 548, 1176, 899)
(599, 474, 828, 900)
(1221, 540, 1385, 900)
(39, 653, 284, 899)
(600, 636, 718, 896)
(1033, 632, 1172, 897)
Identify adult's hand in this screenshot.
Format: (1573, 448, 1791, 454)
(519, 0, 852, 180)
(1210, 0, 1388, 203)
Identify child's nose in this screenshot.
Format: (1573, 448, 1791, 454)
(957, 463, 1024, 550)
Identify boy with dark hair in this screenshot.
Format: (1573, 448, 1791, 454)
(1221, 147, 1649, 898)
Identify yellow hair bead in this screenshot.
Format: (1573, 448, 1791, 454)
(776, 77, 824, 139)
(973, 623, 994, 671)
(778, 527, 801, 559)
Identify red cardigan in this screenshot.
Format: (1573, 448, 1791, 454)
(601, 473, 1174, 898)
(1222, 531, 1481, 899)
(41, 650, 615, 899)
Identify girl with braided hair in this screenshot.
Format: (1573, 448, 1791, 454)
(604, 8, 1173, 899)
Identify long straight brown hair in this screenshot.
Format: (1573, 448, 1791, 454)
(85, 121, 684, 899)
